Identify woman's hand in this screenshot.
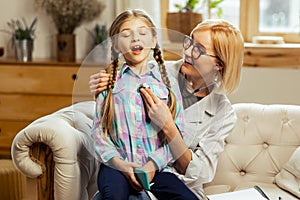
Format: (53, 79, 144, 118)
(140, 88, 173, 130)
(89, 70, 110, 97)
(110, 157, 143, 191)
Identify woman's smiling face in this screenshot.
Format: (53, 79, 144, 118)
(181, 30, 220, 85)
(115, 17, 157, 68)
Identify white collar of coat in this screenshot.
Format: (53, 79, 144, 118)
(184, 89, 221, 122)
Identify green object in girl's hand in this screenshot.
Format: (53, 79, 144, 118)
(134, 168, 151, 190)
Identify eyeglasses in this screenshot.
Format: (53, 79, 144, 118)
(183, 35, 217, 60)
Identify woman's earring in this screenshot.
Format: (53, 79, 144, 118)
(214, 74, 219, 82)
(214, 64, 223, 82)
(214, 70, 221, 83)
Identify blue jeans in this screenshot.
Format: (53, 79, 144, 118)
(97, 165, 197, 200)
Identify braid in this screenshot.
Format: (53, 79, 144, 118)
(153, 44, 176, 118)
(101, 47, 120, 141)
(153, 44, 177, 145)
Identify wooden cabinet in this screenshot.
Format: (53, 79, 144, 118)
(0, 58, 99, 158)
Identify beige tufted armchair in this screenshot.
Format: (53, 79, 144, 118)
(204, 103, 300, 199)
(11, 102, 300, 199)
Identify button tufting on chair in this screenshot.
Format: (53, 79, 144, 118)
(282, 117, 289, 124)
(243, 115, 249, 122)
(240, 170, 246, 176)
(263, 143, 269, 148)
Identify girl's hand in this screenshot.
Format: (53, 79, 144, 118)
(140, 88, 173, 129)
(111, 158, 143, 191)
(141, 160, 157, 183)
(89, 70, 110, 97)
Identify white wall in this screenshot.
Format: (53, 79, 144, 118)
(228, 67, 300, 105)
(113, 0, 161, 27)
(0, 0, 161, 60)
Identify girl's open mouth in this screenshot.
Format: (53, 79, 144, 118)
(131, 45, 143, 55)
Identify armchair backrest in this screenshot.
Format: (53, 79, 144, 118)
(207, 103, 300, 190)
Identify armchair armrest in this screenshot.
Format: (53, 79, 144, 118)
(11, 101, 99, 200)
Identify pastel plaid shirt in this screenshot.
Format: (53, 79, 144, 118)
(92, 62, 185, 171)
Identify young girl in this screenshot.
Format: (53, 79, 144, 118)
(91, 9, 198, 200)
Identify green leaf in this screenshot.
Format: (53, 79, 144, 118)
(186, 0, 199, 10)
(87, 23, 107, 46)
(22, 18, 29, 30)
(174, 4, 182, 10)
(208, 0, 224, 8)
(29, 18, 38, 33)
(217, 7, 223, 18)
(16, 20, 24, 31)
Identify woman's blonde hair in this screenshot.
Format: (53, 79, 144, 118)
(191, 19, 244, 94)
(101, 9, 176, 143)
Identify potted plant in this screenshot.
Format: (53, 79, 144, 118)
(34, 0, 106, 62)
(85, 24, 109, 64)
(1, 17, 38, 62)
(87, 24, 108, 49)
(166, 0, 224, 41)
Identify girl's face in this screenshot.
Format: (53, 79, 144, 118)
(115, 17, 157, 68)
(181, 30, 220, 85)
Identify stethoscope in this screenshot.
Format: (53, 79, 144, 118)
(179, 73, 216, 98)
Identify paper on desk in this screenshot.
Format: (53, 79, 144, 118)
(207, 188, 267, 200)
